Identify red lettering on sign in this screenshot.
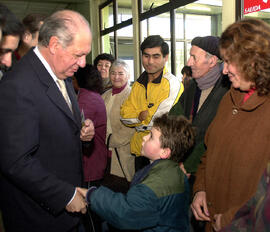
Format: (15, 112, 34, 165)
(244, 0, 270, 14)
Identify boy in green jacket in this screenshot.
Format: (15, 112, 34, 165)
(79, 113, 195, 232)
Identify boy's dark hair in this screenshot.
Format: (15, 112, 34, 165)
(74, 64, 103, 94)
(93, 53, 115, 68)
(23, 13, 47, 37)
(153, 114, 195, 163)
(140, 35, 169, 57)
(0, 4, 23, 37)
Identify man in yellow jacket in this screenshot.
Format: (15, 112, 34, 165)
(120, 35, 184, 171)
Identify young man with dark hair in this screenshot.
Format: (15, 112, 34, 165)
(79, 113, 195, 232)
(0, 3, 23, 75)
(120, 35, 184, 171)
(140, 34, 169, 57)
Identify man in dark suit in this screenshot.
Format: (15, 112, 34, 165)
(169, 36, 230, 232)
(0, 10, 94, 232)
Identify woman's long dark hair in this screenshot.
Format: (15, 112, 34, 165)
(74, 64, 103, 94)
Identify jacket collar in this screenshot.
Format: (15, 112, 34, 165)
(230, 86, 269, 111)
(137, 67, 168, 88)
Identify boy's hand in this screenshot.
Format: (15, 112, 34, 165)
(78, 187, 97, 205)
(77, 187, 88, 198)
(212, 214, 222, 231)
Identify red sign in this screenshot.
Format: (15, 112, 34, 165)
(244, 0, 270, 15)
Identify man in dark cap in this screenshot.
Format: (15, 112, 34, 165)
(170, 35, 230, 231)
(169, 35, 230, 195)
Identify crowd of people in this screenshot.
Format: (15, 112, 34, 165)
(0, 3, 270, 232)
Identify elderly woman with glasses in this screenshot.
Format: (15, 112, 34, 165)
(102, 59, 135, 193)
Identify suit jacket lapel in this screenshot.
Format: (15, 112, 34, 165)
(26, 50, 80, 129)
(66, 78, 81, 127)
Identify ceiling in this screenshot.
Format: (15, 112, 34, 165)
(0, 0, 87, 19)
(1, 0, 224, 20)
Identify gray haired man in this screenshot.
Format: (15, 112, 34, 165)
(0, 10, 94, 232)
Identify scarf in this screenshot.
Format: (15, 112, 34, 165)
(112, 83, 127, 95)
(242, 87, 256, 104)
(195, 63, 221, 90)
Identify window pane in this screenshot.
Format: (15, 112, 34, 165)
(186, 42, 191, 63)
(166, 41, 171, 74)
(175, 0, 222, 67)
(121, 59, 134, 83)
(177, 0, 222, 37)
(176, 42, 185, 79)
(175, 13, 184, 39)
(110, 36, 115, 56)
(244, 9, 270, 22)
(148, 12, 170, 39)
(117, 10, 132, 23)
(117, 0, 132, 22)
(185, 14, 211, 39)
(118, 26, 134, 82)
(142, 0, 169, 12)
(183, 0, 222, 12)
(117, 24, 133, 37)
(141, 13, 171, 40)
(102, 34, 114, 54)
(195, 0, 222, 6)
(101, 2, 113, 30)
(141, 19, 148, 39)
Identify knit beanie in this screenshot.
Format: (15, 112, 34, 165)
(191, 36, 221, 59)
